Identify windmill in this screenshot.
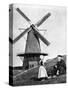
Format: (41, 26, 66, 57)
(9, 8, 51, 69)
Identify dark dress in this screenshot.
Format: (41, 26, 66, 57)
(51, 65, 57, 76)
(56, 59, 66, 75)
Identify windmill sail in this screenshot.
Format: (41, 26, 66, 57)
(34, 29, 50, 46)
(9, 28, 31, 44)
(16, 8, 32, 25)
(35, 13, 51, 27)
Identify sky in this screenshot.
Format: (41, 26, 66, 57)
(9, 4, 66, 66)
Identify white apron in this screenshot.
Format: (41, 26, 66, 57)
(38, 66, 48, 78)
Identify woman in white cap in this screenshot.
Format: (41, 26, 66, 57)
(38, 60, 48, 81)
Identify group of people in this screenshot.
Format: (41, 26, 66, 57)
(38, 55, 66, 81)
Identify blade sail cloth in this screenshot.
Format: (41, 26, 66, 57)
(9, 28, 31, 44)
(16, 8, 32, 25)
(35, 13, 51, 27)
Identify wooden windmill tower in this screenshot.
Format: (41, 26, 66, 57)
(9, 8, 51, 69)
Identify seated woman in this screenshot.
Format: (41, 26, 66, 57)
(56, 55, 66, 75)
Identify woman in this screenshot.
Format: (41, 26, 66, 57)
(38, 61, 48, 81)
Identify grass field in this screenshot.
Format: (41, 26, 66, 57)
(13, 74, 66, 86)
(10, 55, 66, 86)
(13, 66, 66, 86)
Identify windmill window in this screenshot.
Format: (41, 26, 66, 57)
(32, 64, 34, 67)
(30, 64, 34, 68)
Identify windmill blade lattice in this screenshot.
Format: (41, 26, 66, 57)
(35, 13, 51, 27)
(16, 8, 32, 25)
